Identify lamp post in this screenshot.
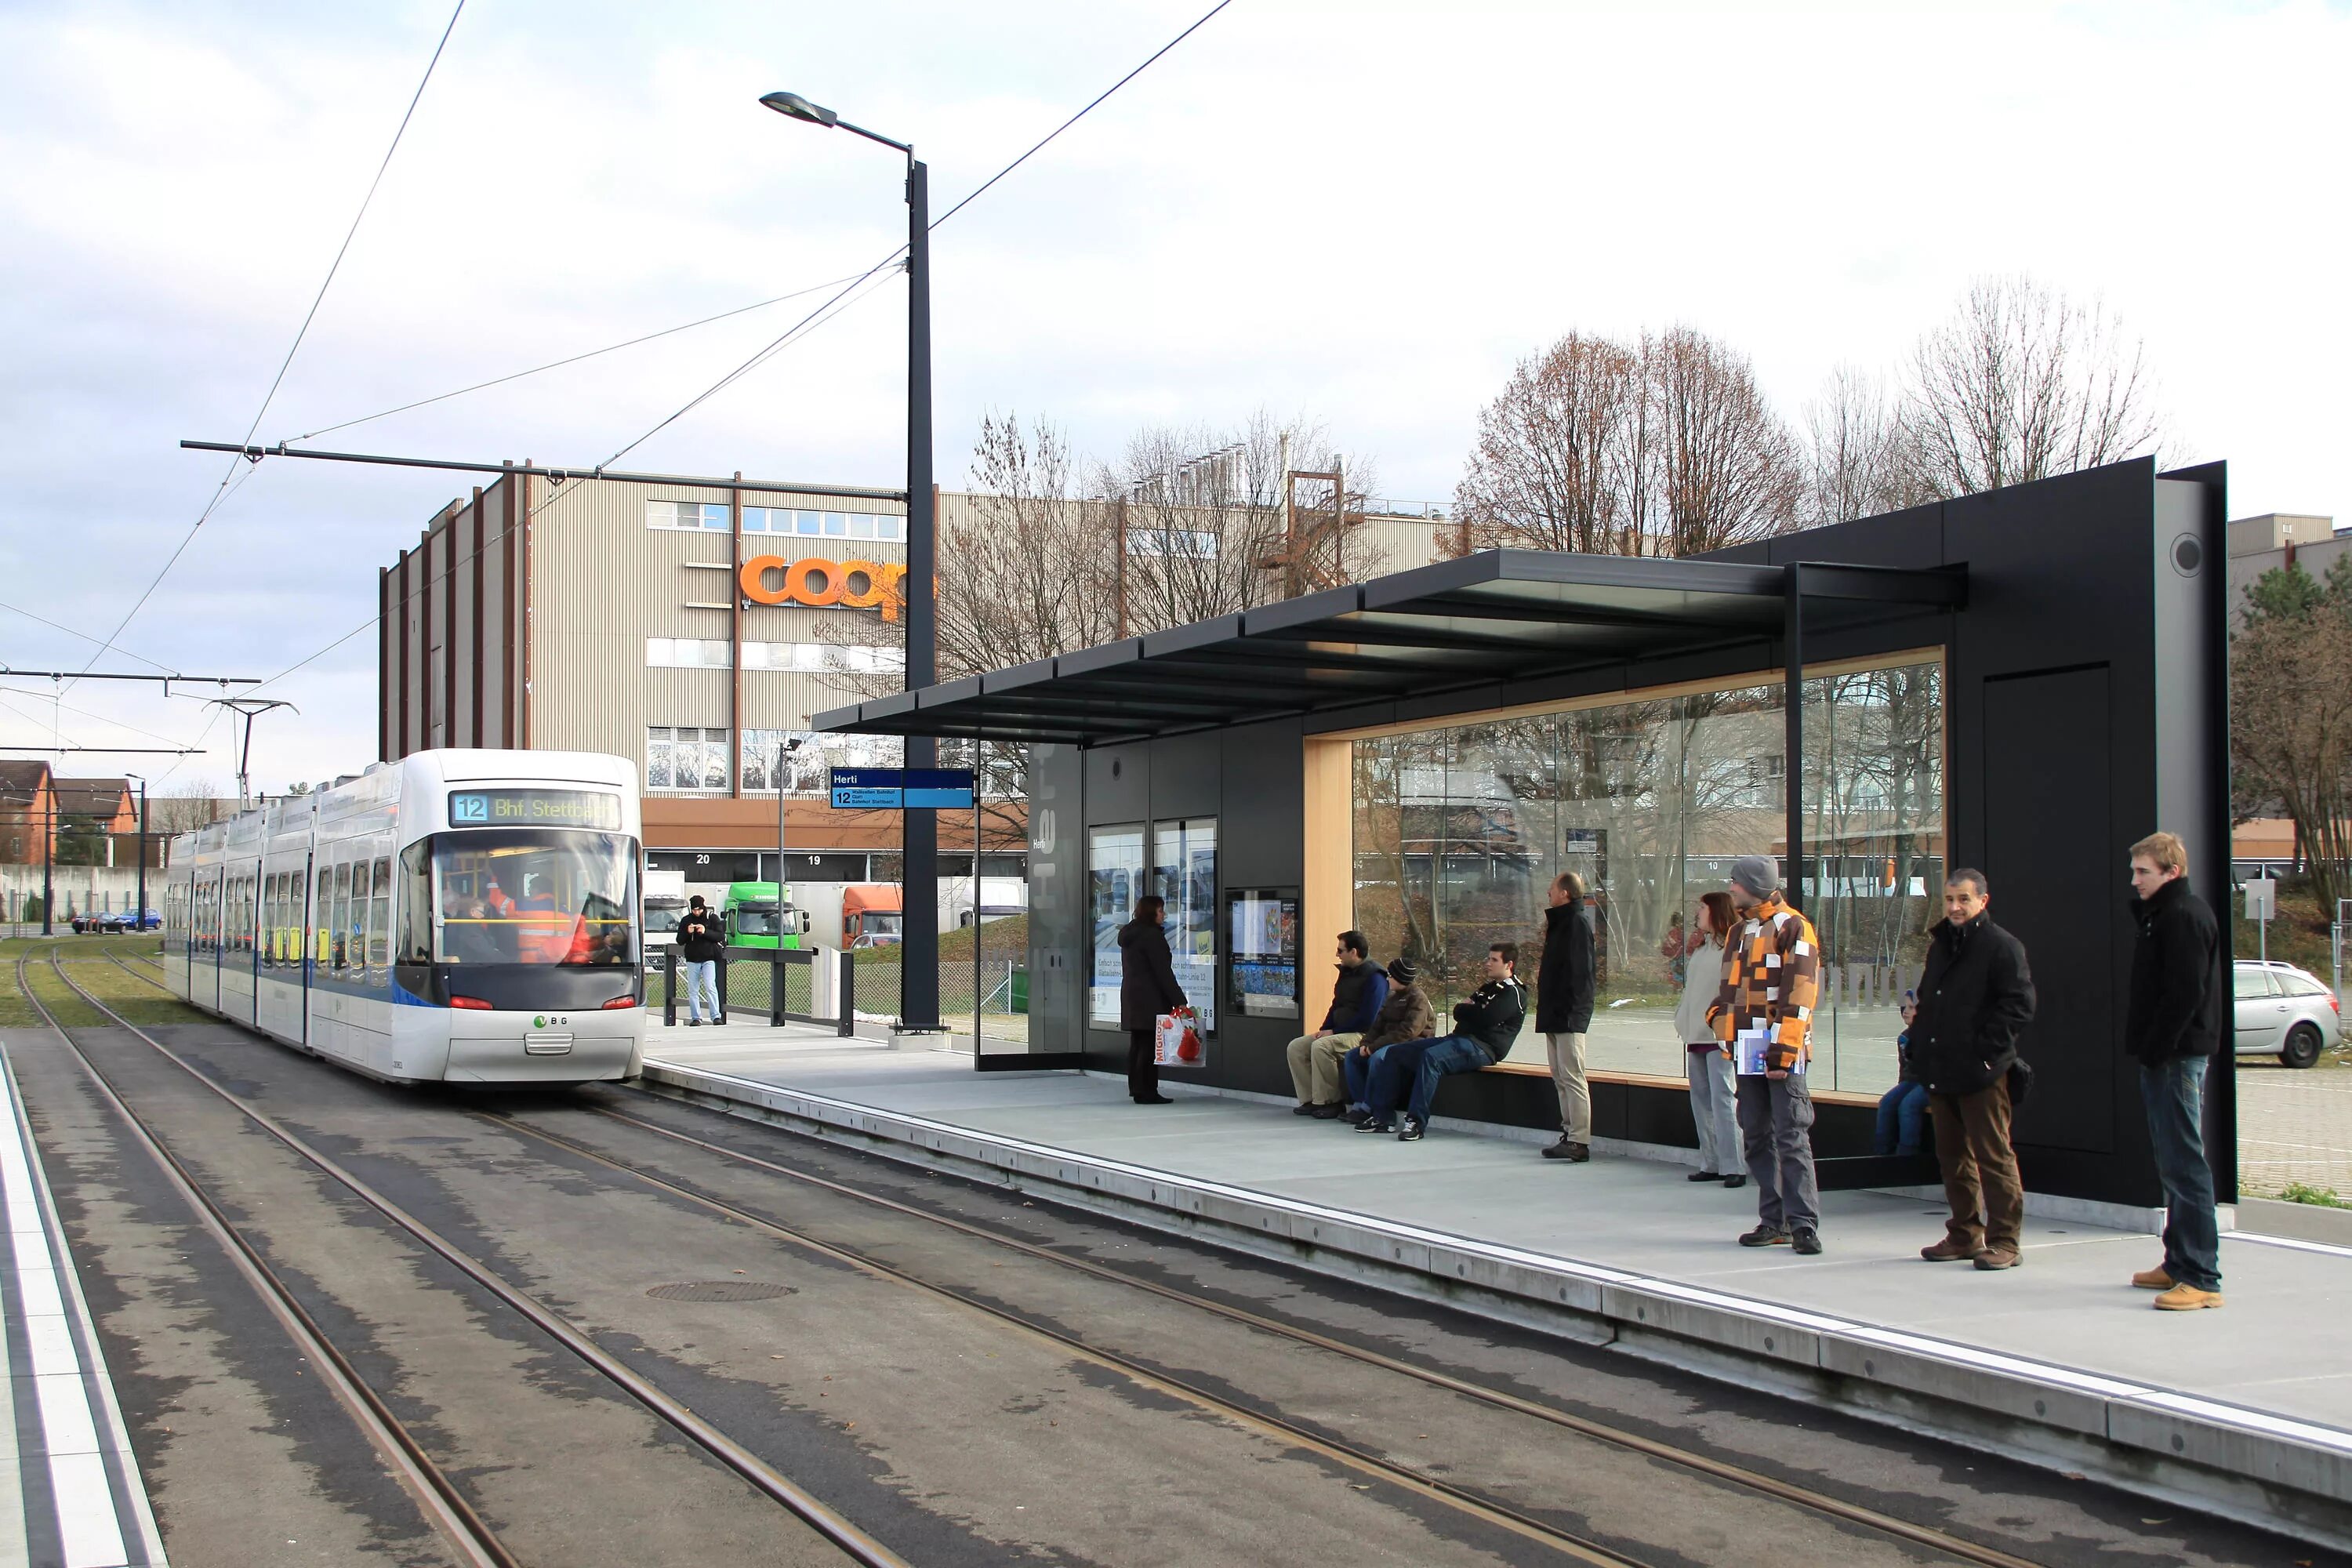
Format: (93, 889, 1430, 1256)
(760, 89, 938, 1030)
(125, 774, 148, 935)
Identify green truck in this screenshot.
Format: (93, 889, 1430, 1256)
(720, 881, 808, 950)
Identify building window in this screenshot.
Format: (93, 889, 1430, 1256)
(740, 730, 903, 793)
(646, 499, 730, 532)
(741, 506, 905, 543)
(741, 641, 906, 675)
(646, 637, 735, 669)
(647, 726, 731, 791)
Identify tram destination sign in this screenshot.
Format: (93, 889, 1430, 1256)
(448, 788, 623, 829)
(829, 768, 975, 811)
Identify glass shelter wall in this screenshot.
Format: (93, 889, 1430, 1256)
(1350, 655, 1944, 1094)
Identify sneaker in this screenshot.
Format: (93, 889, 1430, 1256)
(1791, 1228, 1823, 1256)
(1292, 1102, 1317, 1116)
(1737, 1224, 1790, 1247)
(1687, 1170, 1722, 1182)
(1541, 1140, 1589, 1162)
(1973, 1246, 2020, 1271)
(1722, 1174, 1747, 1189)
(1397, 1116, 1426, 1142)
(1921, 1237, 1980, 1263)
(1310, 1103, 1345, 1120)
(1344, 1108, 1372, 1128)
(2152, 1283, 2223, 1311)
(1356, 1118, 1394, 1134)
(2131, 1265, 2175, 1290)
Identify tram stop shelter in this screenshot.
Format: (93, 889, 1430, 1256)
(814, 458, 2232, 1218)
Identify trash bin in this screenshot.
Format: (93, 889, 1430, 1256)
(1009, 967, 1029, 1014)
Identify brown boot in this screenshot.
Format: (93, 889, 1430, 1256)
(1921, 1236, 1980, 1262)
(2152, 1283, 2223, 1311)
(1973, 1245, 2021, 1271)
(2131, 1265, 2175, 1290)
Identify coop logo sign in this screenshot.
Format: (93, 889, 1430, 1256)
(737, 556, 907, 620)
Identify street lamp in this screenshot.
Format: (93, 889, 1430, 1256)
(760, 89, 940, 1031)
(125, 773, 149, 935)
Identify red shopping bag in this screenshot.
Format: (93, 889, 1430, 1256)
(1153, 1007, 1203, 1067)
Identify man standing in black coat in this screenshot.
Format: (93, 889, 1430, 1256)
(1117, 895, 1187, 1105)
(2124, 832, 2227, 1310)
(1535, 872, 1597, 1163)
(1911, 869, 2038, 1270)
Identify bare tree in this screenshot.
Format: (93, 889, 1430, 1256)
(1648, 327, 1803, 554)
(1456, 327, 1802, 557)
(942, 412, 1121, 677)
(149, 780, 234, 837)
(2234, 613, 2352, 912)
(1453, 333, 1638, 554)
(1801, 364, 1929, 524)
(1900, 275, 2165, 498)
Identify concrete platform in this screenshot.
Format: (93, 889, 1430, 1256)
(644, 1028, 2352, 1548)
(0, 1047, 166, 1567)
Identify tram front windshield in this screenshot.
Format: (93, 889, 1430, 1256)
(426, 830, 639, 966)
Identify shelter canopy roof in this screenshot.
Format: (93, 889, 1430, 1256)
(812, 549, 1964, 747)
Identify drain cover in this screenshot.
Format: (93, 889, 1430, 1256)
(646, 1280, 796, 1302)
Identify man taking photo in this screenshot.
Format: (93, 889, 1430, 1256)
(1911, 869, 2037, 1271)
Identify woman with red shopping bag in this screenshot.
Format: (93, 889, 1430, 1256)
(1118, 895, 1188, 1105)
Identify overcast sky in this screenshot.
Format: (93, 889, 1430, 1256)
(2, 0, 2344, 794)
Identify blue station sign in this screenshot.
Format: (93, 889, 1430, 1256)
(829, 767, 976, 811)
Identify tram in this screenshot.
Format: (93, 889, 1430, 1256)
(162, 750, 645, 1085)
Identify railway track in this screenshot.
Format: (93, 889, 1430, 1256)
(96, 943, 2051, 1568)
(34, 946, 911, 1568)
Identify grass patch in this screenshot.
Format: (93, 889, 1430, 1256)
(0, 940, 201, 1030)
(2278, 1181, 2352, 1210)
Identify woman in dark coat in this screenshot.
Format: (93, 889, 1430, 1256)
(1118, 895, 1187, 1105)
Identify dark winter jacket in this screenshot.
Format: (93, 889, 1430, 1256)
(1359, 983, 1436, 1053)
(1910, 913, 2037, 1096)
(1323, 962, 1389, 1035)
(1117, 918, 1188, 1030)
(1452, 976, 1530, 1061)
(2125, 877, 2223, 1065)
(677, 909, 724, 965)
(1534, 900, 1596, 1035)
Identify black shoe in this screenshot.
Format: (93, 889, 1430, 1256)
(1541, 1140, 1589, 1162)
(687, 1018, 702, 1028)
(1688, 1170, 1722, 1182)
(1345, 1108, 1371, 1127)
(1134, 1093, 1173, 1105)
(1310, 1103, 1345, 1120)
(1738, 1223, 1790, 1247)
(1722, 1174, 1747, 1189)
(1397, 1116, 1426, 1142)
(1292, 1102, 1317, 1116)
(1791, 1229, 1823, 1256)
(1356, 1118, 1394, 1134)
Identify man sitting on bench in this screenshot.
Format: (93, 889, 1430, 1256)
(1356, 942, 1528, 1142)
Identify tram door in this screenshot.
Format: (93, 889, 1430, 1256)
(198, 866, 223, 1012)
(298, 851, 313, 1046)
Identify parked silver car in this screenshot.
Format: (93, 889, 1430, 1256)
(2234, 960, 2342, 1069)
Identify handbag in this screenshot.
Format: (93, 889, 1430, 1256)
(1153, 1007, 1204, 1067)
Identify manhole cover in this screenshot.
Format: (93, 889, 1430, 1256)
(646, 1280, 796, 1302)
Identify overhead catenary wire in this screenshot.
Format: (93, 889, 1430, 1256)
(75, 0, 469, 689)
(0, 602, 180, 675)
(599, 0, 1236, 470)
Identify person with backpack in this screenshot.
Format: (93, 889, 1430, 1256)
(676, 895, 725, 1027)
(1911, 869, 2038, 1270)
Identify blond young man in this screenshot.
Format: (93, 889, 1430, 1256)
(2124, 833, 2226, 1310)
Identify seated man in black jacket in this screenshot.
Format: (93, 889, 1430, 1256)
(1356, 943, 1529, 1141)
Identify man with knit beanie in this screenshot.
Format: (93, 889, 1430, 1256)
(1709, 855, 1826, 1254)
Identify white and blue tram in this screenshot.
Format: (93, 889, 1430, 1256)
(162, 750, 645, 1085)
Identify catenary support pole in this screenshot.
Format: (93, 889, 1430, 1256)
(1784, 562, 1805, 909)
(901, 155, 939, 1030)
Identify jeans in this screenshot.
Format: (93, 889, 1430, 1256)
(1736, 1073, 1820, 1232)
(1875, 1080, 1929, 1156)
(2140, 1056, 2221, 1290)
(1343, 1043, 1384, 1111)
(684, 959, 719, 1022)
(1366, 1033, 1492, 1125)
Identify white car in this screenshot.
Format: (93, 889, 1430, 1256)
(2233, 960, 2341, 1069)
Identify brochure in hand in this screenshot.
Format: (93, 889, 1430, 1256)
(1734, 1024, 1805, 1076)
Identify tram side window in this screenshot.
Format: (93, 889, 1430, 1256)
(350, 861, 371, 983)
(398, 844, 432, 965)
(368, 856, 391, 985)
(331, 863, 351, 975)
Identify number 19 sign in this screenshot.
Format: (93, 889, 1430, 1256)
(829, 768, 975, 811)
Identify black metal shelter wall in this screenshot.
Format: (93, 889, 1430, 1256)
(1029, 459, 2230, 1210)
